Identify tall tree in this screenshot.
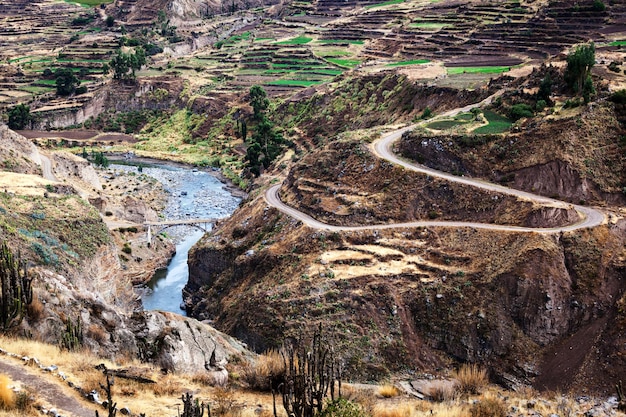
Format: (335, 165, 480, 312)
(109, 47, 146, 82)
(249, 85, 269, 119)
(536, 73, 553, 103)
(7, 104, 32, 130)
(564, 42, 595, 94)
(55, 68, 79, 96)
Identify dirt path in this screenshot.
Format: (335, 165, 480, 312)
(264, 94, 605, 233)
(39, 153, 58, 182)
(0, 357, 96, 417)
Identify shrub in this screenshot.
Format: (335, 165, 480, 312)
(610, 89, 626, 104)
(122, 244, 132, 254)
(592, 0, 606, 11)
(564, 98, 582, 109)
(427, 381, 457, 402)
(608, 61, 622, 73)
(319, 398, 364, 417)
(7, 104, 32, 130)
(420, 107, 432, 119)
(469, 397, 506, 417)
(241, 348, 285, 391)
(508, 103, 534, 121)
(0, 375, 15, 409)
(453, 364, 488, 394)
(536, 100, 547, 112)
(26, 296, 45, 322)
(14, 389, 35, 413)
(379, 385, 400, 398)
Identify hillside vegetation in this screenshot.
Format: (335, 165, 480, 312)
(1, 0, 626, 415)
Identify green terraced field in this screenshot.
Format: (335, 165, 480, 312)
(267, 79, 321, 86)
(317, 40, 365, 45)
(426, 119, 467, 130)
(326, 58, 360, 68)
(410, 22, 448, 29)
(298, 69, 342, 75)
(276, 36, 313, 45)
(447, 66, 512, 75)
(64, 0, 113, 5)
(365, 0, 404, 8)
(473, 110, 512, 134)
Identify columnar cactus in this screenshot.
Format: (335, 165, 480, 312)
(0, 241, 33, 330)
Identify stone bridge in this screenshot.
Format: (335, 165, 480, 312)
(144, 218, 216, 242)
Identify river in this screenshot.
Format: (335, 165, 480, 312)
(110, 162, 242, 315)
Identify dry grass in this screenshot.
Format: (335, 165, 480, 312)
(0, 335, 592, 417)
(241, 349, 285, 391)
(373, 402, 416, 417)
(151, 375, 182, 397)
(86, 324, 108, 343)
(469, 395, 506, 417)
(427, 381, 458, 402)
(212, 387, 239, 416)
(453, 364, 488, 395)
(26, 295, 45, 322)
(0, 375, 15, 409)
(0, 385, 38, 417)
(379, 384, 400, 398)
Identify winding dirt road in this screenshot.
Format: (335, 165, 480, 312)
(265, 119, 605, 234)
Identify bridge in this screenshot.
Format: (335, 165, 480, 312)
(144, 218, 217, 243)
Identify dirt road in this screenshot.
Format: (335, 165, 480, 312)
(264, 99, 605, 233)
(39, 153, 58, 182)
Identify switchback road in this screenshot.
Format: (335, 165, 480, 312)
(265, 109, 605, 234)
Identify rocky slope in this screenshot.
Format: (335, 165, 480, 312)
(0, 125, 253, 378)
(185, 90, 626, 394)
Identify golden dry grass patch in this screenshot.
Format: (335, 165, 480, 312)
(379, 384, 401, 398)
(453, 364, 489, 395)
(0, 172, 53, 197)
(0, 375, 15, 409)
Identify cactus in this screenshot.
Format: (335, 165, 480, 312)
(181, 392, 209, 417)
(617, 380, 626, 412)
(275, 324, 342, 417)
(95, 374, 117, 417)
(61, 316, 83, 351)
(0, 241, 33, 330)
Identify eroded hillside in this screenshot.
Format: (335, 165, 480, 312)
(185, 74, 626, 394)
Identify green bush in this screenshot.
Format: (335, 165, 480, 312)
(610, 89, 626, 104)
(508, 103, 534, 121)
(536, 100, 547, 111)
(592, 0, 606, 11)
(7, 104, 32, 130)
(318, 399, 364, 417)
